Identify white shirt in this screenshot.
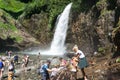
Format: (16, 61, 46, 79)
(75, 50, 85, 58)
(51, 68, 59, 76)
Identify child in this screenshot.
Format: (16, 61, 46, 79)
(70, 54, 79, 72)
(8, 59, 15, 80)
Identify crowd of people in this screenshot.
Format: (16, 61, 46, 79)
(38, 45, 89, 80)
(0, 51, 30, 80)
(0, 45, 89, 80)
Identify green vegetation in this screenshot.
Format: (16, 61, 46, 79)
(0, 0, 98, 29)
(0, 22, 17, 32)
(98, 47, 105, 52)
(21, 0, 82, 28)
(112, 20, 120, 33)
(0, 0, 84, 29)
(23, 0, 48, 18)
(96, 0, 107, 6)
(0, 9, 15, 22)
(116, 58, 120, 63)
(0, 0, 26, 13)
(0, 21, 22, 42)
(100, 10, 111, 16)
(96, 0, 112, 17)
(10, 35, 23, 43)
(0, 9, 17, 32)
(0, 9, 23, 43)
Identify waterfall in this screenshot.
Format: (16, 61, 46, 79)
(49, 3, 72, 55)
(25, 3, 72, 56)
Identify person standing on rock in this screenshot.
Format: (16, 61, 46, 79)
(22, 55, 29, 72)
(8, 51, 12, 59)
(73, 45, 89, 80)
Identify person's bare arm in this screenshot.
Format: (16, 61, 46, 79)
(47, 68, 52, 72)
(75, 58, 79, 62)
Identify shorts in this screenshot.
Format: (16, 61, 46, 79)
(78, 57, 89, 69)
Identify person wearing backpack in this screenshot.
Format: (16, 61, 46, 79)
(40, 60, 51, 80)
(8, 59, 15, 80)
(0, 58, 4, 80)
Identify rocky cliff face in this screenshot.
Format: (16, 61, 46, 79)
(67, 0, 120, 56)
(0, 9, 39, 52)
(19, 12, 53, 45)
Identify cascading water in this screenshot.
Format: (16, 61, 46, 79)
(26, 3, 72, 56)
(49, 3, 72, 55)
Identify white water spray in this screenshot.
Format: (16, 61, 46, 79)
(26, 3, 72, 55)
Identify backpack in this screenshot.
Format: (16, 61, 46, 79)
(37, 65, 44, 74)
(40, 65, 45, 73)
(0, 62, 3, 69)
